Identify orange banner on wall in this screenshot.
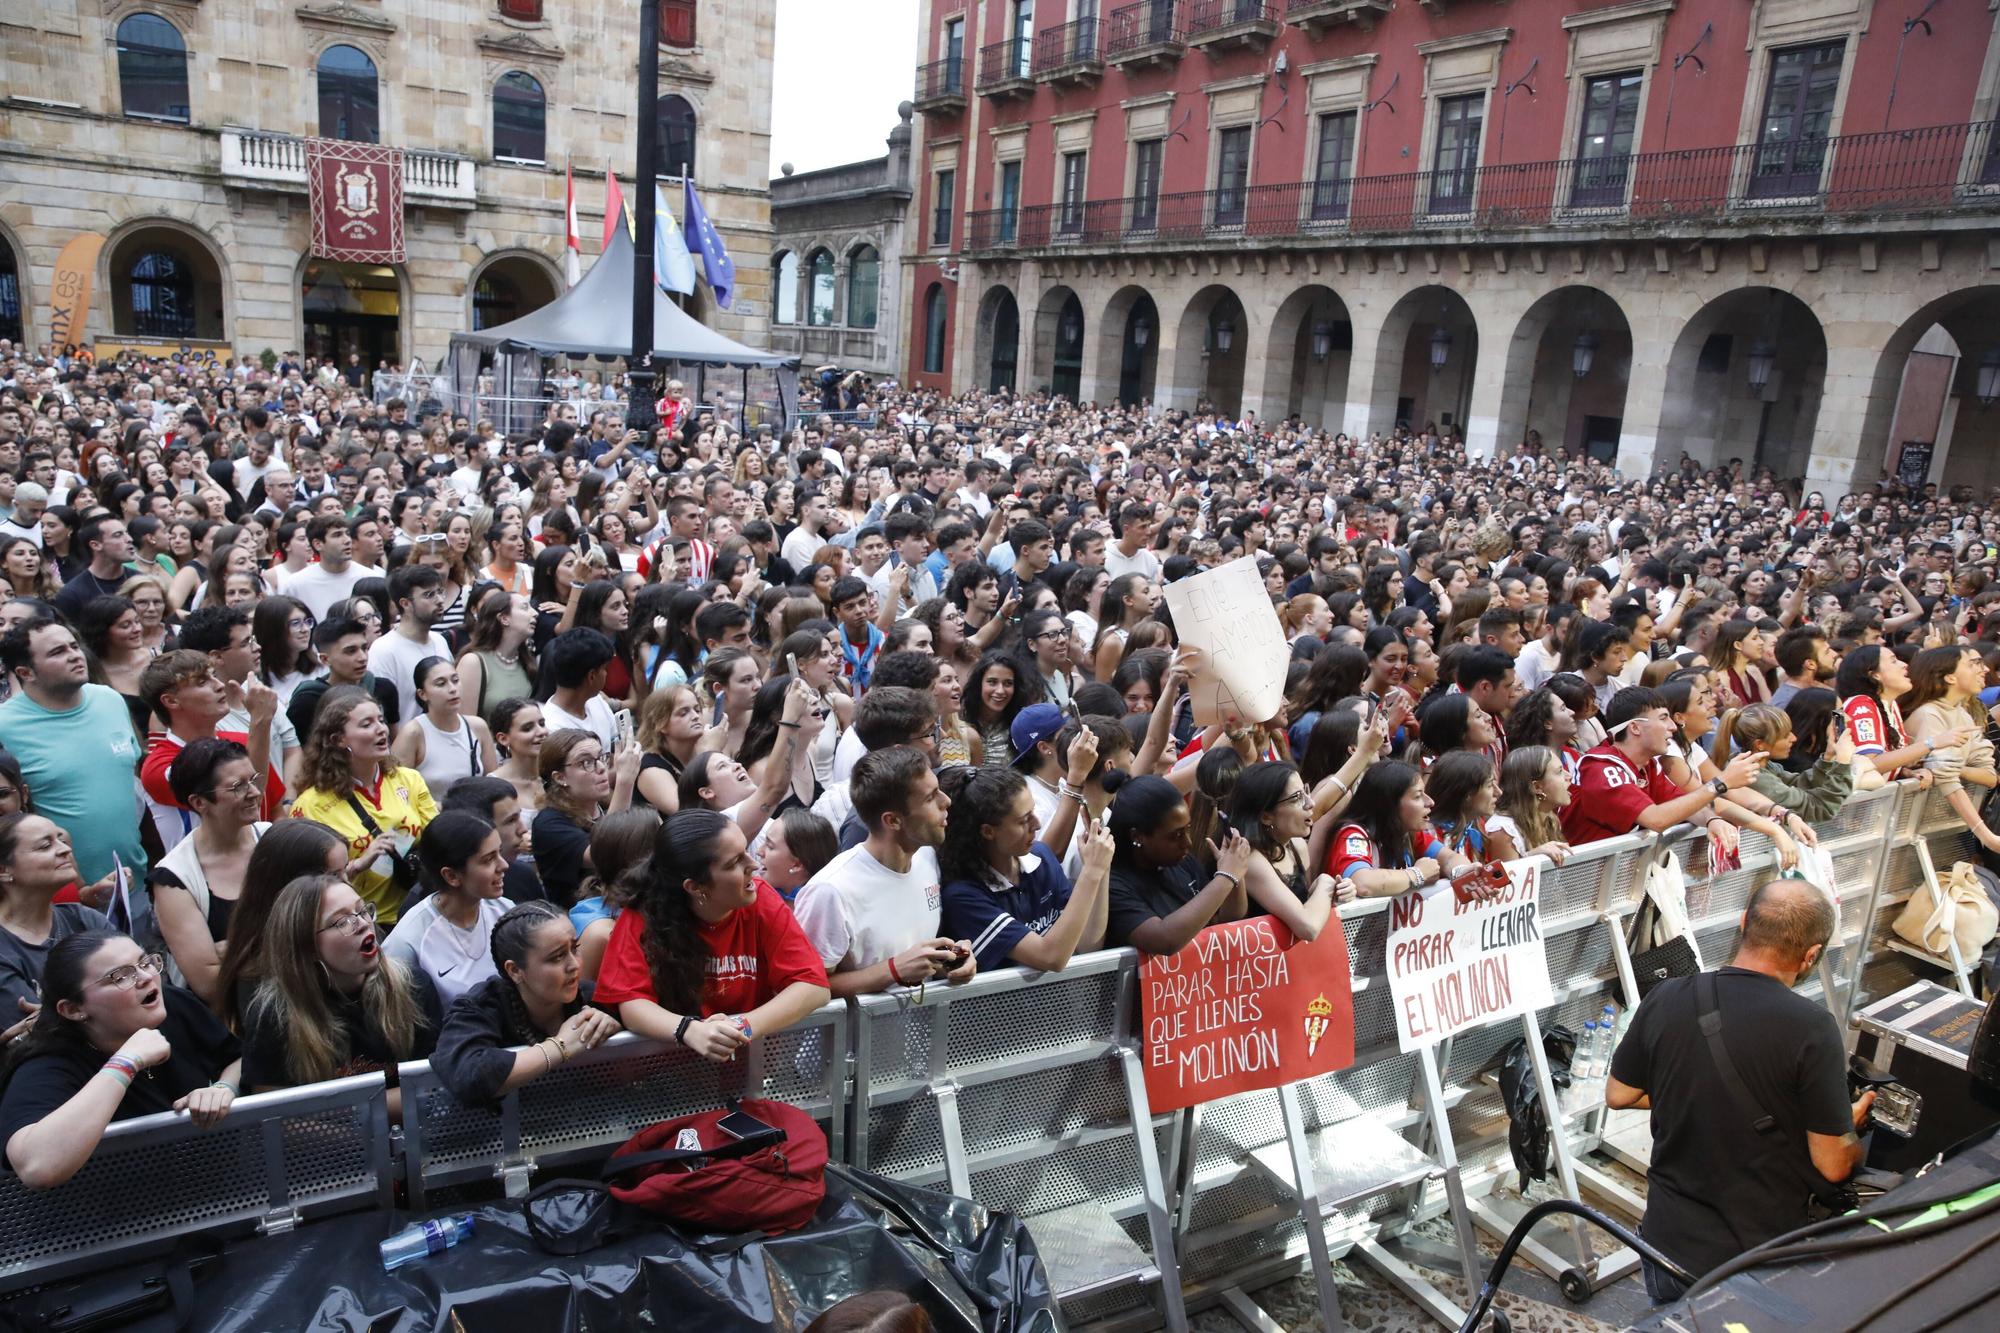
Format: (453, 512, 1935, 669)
(48, 233, 105, 350)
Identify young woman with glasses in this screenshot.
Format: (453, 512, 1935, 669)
(239, 874, 441, 1097)
(531, 728, 642, 907)
(148, 739, 269, 1008)
(1222, 761, 1342, 939)
(0, 930, 242, 1189)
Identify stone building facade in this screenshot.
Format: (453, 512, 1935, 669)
(767, 106, 915, 379)
(902, 0, 2000, 492)
(0, 0, 774, 371)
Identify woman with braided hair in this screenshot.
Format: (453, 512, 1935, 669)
(430, 900, 621, 1106)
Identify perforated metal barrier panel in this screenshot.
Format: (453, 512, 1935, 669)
(0, 781, 1972, 1328)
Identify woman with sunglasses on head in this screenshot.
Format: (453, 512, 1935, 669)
(1, 930, 242, 1189)
(593, 809, 829, 1062)
(238, 874, 441, 1097)
(431, 901, 622, 1106)
(148, 739, 268, 1009)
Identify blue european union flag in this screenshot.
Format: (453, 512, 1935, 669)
(683, 178, 735, 311)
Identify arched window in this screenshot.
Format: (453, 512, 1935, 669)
(772, 251, 799, 325)
(806, 249, 836, 327)
(493, 71, 546, 163)
(117, 15, 190, 123)
(923, 283, 947, 374)
(317, 45, 379, 143)
(129, 251, 196, 339)
(846, 245, 880, 329)
(656, 95, 696, 179)
(0, 243, 21, 345)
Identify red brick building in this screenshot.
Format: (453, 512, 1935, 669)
(895, 0, 2000, 489)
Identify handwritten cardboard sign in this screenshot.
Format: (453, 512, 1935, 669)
(1386, 860, 1554, 1053)
(1140, 913, 1355, 1114)
(1162, 556, 1292, 727)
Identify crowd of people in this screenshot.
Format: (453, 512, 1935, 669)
(0, 339, 1990, 1272)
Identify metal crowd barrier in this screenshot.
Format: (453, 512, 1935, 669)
(1, 779, 1985, 1327)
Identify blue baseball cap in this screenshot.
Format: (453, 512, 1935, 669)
(1009, 703, 1065, 766)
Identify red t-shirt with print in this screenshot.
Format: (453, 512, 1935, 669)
(593, 880, 828, 1017)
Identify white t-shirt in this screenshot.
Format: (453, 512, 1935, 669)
(368, 628, 453, 727)
(285, 561, 383, 621)
(1515, 638, 1562, 692)
(381, 893, 514, 1005)
(792, 843, 942, 973)
(830, 725, 868, 786)
(1102, 544, 1161, 583)
(542, 693, 620, 753)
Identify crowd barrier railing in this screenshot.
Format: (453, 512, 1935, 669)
(2, 778, 1986, 1327)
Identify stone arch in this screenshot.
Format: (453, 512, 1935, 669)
(1030, 284, 1084, 401)
(1169, 284, 1254, 419)
(294, 251, 410, 373)
(1660, 287, 1827, 479)
(973, 284, 1020, 393)
(101, 216, 231, 342)
(1495, 285, 1634, 462)
(1095, 285, 1159, 408)
(1851, 285, 2000, 491)
(1257, 284, 1353, 431)
(1366, 284, 1480, 440)
(467, 248, 561, 331)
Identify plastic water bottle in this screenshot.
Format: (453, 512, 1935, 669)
(380, 1214, 475, 1271)
(1576, 1021, 1601, 1081)
(1600, 1004, 1623, 1059)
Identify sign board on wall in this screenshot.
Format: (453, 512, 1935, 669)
(1386, 860, 1554, 1053)
(1139, 914, 1356, 1114)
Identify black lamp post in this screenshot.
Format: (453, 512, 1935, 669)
(626, 0, 661, 433)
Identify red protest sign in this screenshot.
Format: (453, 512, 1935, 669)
(1139, 913, 1355, 1114)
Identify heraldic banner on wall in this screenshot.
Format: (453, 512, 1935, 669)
(307, 139, 405, 264)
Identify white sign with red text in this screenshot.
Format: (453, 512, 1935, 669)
(1386, 860, 1553, 1053)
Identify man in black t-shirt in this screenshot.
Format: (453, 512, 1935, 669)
(1607, 879, 1873, 1301)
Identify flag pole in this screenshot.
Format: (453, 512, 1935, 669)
(627, 0, 660, 434)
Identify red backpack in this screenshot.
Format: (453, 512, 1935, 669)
(601, 1099, 828, 1235)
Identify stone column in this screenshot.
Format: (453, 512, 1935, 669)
(1461, 351, 1507, 461)
(1616, 339, 1671, 478)
(1340, 309, 1391, 440)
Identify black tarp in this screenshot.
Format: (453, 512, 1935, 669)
(5, 1167, 1060, 1333)
(453, 223, 796, 370)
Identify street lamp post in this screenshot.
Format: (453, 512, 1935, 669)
(626, 0, 661, 433)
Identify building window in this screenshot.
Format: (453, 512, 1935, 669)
(1010, 2, 1035, 78)
(317, 44, 379, 143)
(1131, 138, 1162, 231)
(998, 160, 1022, 242)
(1059, 151, 1087, 234)
(923, 283, 947, 374)
(773, 251, 799, 324)
(0, 245, 21, 345)
(661, 0, 698, 48)
(657, 94, 696, 179)
(1570, 71, 1641, 207)
(806, 249, 836, 326)
(129, 251, 197, 339)
(1311, 111, 1357, 220)
(1751, 40, 1845, 198)
(116, 15, 190, 123)
(846, 246, 880, 328)
(472, 274, 522, 330)
(943, 17, 965, 92)
(1429, 92, 1484, 214)
(1214, 125, 1251, 225)
(493, 71, 546, 163)
(498, 0, 543, 19)
(932, 168, 955, 246)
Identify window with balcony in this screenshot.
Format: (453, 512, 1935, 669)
(661, 0, 698, 48)
(493, 70, 546, 164)
(806, 249, 836, 326)
(998, 160, 1022, 241)
(943, 17, 965, 92)
(1571, 71, 1641, 208)
(923, 283, 948, 373)
(1215, 125, 1251, 225)
(1011, 2, 1035, 77)
(933, 168, 956, 246)
(1131, 138, 1162, 230)
(498, 0, 543, 20)
(1429, 93, 1483, 214)
(1751, 40, 1844, 199)
(1311, 111, 1357, 220)
(657, 94, 696, 178)
(773, 251, 799, 324)
(129, 251, 197, 339)
(317, 45, 380, 143)
(117, 15, 190, 124)
(847, 246, 880, 328)
(1059, 151, 1087, 233)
